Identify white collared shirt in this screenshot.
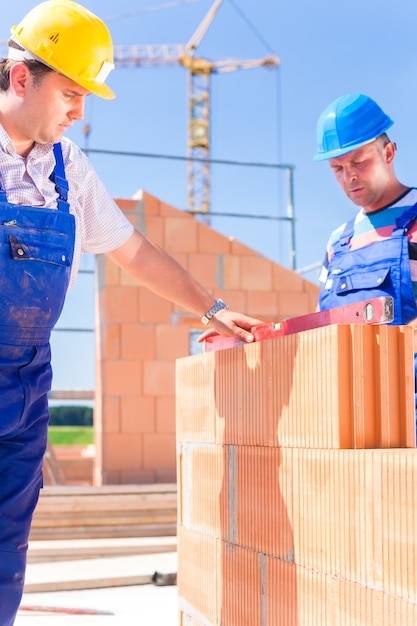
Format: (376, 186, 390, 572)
(0, 126, 134, 287)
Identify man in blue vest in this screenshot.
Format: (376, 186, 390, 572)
(314, 93, 417, 438)
(315, 93, 417, 323)
(0, 2, 261, 623)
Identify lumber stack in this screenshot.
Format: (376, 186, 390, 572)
(29, 483, 177, 541)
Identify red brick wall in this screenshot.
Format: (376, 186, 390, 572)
(94, 190, 319, 484)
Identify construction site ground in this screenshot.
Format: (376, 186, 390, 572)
(16, 536, 178, 625)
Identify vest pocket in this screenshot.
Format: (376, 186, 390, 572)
(335, 266, 391, 294)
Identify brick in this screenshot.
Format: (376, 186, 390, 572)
(99, 285, 138, 322)
(102, 359, 142, 396)
(221, 543, 262, 626)
(142, 191, 161, 215)
(223, 255, 241, 290)
(143, 360, 175, 396)
(100, 396, 121, 433)
(98, 322, 120, 360)
(246, 289, 279, 316)
(138, 287, 173, 323)
(272, 264, 304, 292)
(303, 278, 321, 297)
(183, 443, 228, 537)
(265, 556, 299, 626)
(230, 238, 258, 256)
(165, 216, 198, 252)
(177, 527, 221, 625)
(96, 256, 120, 290)
(120, 323, 156, 360)
(120, 468, 155, 483)
(143, 434, 176, 470)
(155, 468, 176, 483)
(156, 396, 175, 433)
(144, 215, 164, 247)
(115, 198, 136, 213)
(175, 352, 216, 443)
(186, 253, 219, 290)
(120, 395, 155, 433)
(155, 324, 190, 360)
(160, 200, 183, 217)
(240, 255, 273, 291)
(197, 223, 231, 254)
(102, 433, 142, 471)
(214, 342, 269, 446)
(235, 446, 294, 558)
(377, 325, 415, 447)
(276, 290, 312, 317)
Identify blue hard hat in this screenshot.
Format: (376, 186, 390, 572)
(313, 94, 394, 161)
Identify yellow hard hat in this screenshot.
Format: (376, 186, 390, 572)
(10, 0, 115, 99)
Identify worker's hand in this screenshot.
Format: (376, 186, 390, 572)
(196, 309, 263, 344)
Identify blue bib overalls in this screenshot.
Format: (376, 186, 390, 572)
(319, 205, 417, 445)
(0, 144, 75, 625)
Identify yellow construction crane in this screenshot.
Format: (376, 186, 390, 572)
(113, 0, 279, 219)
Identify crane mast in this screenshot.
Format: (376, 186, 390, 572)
(113, 0, 279, 220)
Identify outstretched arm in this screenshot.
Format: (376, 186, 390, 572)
(107, 229, 262, 343)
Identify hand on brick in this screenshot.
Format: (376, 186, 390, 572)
(197, 309, 262, 343)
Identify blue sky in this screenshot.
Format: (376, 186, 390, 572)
(2, 0, 417, 390)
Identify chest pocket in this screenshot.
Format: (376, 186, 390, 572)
(335, 266, 391, 295)
(8, 235, 71, 267)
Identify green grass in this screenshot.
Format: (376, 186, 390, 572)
(48, 426, 94, 446)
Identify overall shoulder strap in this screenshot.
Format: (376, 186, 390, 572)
(332, 216, 356, 252)
(49, 143, 70, 213)
(394, 201, 417, 232)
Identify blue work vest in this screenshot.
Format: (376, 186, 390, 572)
(319, 203, 417, 325)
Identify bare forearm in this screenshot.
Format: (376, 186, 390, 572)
(107, 229, 263, 342)
(108, 230, 216, 317)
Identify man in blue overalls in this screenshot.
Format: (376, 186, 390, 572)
(314, 94, 417, 430)
(0, 2, 261, 623)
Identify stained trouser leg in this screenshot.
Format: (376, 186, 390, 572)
(0, 344, 51, 625)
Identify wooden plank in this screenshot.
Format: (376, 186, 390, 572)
(34, 496, 177, 514)
(32, 513, 177, 528)
(38, 484, 177, 496)
(29, 484, 178, 540)
(48, 390, 95, 400)
(29, 524, 177, 540)
(27, 536, 177, 563)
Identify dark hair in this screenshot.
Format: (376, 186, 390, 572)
(374, 133, 397, 155)
(0, 39, 54, 92)
(377, 133, 391, 147)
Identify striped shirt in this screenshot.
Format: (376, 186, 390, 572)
(0, 125, 134, 288)
(320, 188, 417, 298)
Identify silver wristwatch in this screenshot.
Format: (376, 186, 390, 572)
(201, 298, 229, 325)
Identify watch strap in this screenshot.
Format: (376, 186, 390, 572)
(201, 298, 229, 325)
